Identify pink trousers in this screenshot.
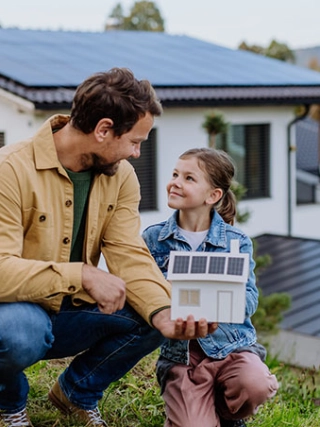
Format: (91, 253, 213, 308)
(162, 342, 278, 427)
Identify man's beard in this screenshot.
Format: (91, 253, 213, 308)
(83, 154, 120, 176)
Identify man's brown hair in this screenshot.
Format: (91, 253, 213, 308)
(70, 67, 163, 135)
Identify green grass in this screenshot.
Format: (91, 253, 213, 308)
(25, 351, 320, 427)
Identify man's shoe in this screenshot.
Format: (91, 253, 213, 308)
(48, 380, 107, 427)
(220, 419, 247, 427)
(0, 408, 33, 427)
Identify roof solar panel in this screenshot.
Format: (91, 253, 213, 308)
(208, 257, 226, 274)
(172, 255, 190, 274)
(227, 257, 245, 275)
(190, 256, 207, 273)
(2, 28, 320, 88)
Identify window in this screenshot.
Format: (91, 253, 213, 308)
(296, 170, 320, 205)
(216, 124, 270, 199)
(128, 128, 157, 211)
(179, 289, 200, 306)
(296, 118, 320, 205)
(0, 132, 4, 148)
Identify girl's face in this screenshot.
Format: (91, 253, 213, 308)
(167, 157, 220, 211)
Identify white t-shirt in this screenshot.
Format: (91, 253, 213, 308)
(177, 226, 208, 251)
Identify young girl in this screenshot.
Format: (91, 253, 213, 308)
(142, 148, 278, 427)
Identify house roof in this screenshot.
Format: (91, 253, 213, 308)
(2, 28, 320, 109)
(254, 233, 320, 338)
(167, 248, 249, 282)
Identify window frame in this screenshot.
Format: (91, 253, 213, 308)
(216, 123, 271, 200)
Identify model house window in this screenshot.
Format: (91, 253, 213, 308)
(179, 289, 200, 306)
(216, 124, 270, 199)
(128, 128, 157, 211)
(0, 132, 4, 148)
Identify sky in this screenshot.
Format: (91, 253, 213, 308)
(1, 0, 320, 50)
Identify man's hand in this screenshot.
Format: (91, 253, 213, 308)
(151, 308, 218, 339)
(82, 264, 126, 314)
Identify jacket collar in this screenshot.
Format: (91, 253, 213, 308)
(33, 114, 70, 172)
(158, 210, 228, 249)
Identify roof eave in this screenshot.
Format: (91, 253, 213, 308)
(157, 86, 320, 107)
(2, 76, 320, 110)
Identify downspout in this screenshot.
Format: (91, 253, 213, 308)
(287, 104, 310, 236)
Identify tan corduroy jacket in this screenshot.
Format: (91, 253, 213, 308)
(0, 115, 171, 324)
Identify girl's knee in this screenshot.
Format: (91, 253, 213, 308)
(240, 369, 279, 404)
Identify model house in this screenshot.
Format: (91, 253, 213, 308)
(168, 240, 249, 323)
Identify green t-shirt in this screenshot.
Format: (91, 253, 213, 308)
(66, 168, 93, 262)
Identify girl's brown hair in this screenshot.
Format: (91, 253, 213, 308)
(179, 147, 237, 225)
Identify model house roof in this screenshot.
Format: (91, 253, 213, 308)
(255, 233, 320, 338)
(167, 240, 249, 282)
(2, 28, 320, 108)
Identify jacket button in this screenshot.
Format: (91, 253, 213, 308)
(39, 215, 46, 222)
(65, 200, 72, 207)
(107, 205, 113, 211)
(68, 285, 76, 292)
(63, 237, 70, 244)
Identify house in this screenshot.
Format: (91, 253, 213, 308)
(2, 28, 320, 239)
(168, 240, 249, 323)
(2, 28, 320, 366)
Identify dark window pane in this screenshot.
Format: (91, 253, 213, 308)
(297, 179, 316, 204)
(217, 124, 270, 200)
(0, 132, 5, 148)
(128, 128, 157, 211)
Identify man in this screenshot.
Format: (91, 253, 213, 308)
(0, 68, 213, 427)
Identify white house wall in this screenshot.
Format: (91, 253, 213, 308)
(0, 91, 36, 145)
(0, 90, 57, 146)
(2, 92, 319, 241)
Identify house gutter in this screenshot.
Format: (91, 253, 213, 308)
(287, 104, 310, 236)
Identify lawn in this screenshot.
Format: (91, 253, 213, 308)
(25, 350, 320, 427)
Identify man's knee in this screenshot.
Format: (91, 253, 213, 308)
(0, 302, 54, 372)
(140, 322, 166, 350)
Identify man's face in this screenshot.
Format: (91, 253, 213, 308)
(85, 112, 154, 176)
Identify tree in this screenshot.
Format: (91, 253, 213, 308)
(265, 39, 295, 62)
(105, 3, 125, 31)
(238, 41, 264, 55)
(105, 1, 165, 32)
(238, 39, 295, 62)
(308, 57, 320, 72)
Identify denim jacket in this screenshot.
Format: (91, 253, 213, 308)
(142, 210, 263, 368)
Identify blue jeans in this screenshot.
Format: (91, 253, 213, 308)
(0, 298, 165, 411)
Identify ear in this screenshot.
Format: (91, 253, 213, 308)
(206, 188, 223, 206)
(94, 118, 114, 141)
